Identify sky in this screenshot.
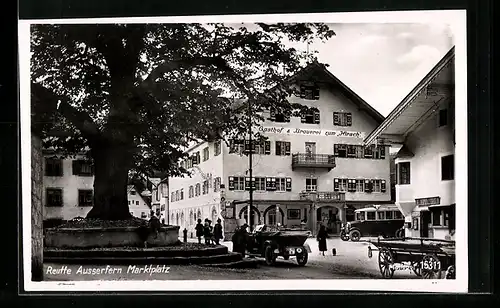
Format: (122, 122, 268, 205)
(278, 23, 454, 117)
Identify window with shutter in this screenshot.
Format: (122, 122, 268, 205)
(333, 112, 340, 125)
(364, 180, 373, 193)
(346, 113, 352, 126)
(275, 141, 282, 156)
(228, 177, 235, 190)
(334, 178, 339, 191)
(285, 178, 292, 191)
(270, 108, 276, 121)
(72, 160, 80, 175)
(313, 86, 320, 100)
(300, 112, 306, 123)
(264, 141, 271, 155)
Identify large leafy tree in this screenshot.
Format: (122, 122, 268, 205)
(31, 23, 335, 220)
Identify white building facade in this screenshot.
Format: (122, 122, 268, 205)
(364, 47, 455, 240)
(42, 154, 152, 225)
(168, 64, 393, 237)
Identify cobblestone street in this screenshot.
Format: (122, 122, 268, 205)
(44, 238, 418, 281)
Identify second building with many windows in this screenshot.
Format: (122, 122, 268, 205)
(168, 63, 392, 237)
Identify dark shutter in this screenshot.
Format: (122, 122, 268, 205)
(334, 178, 339, 191)
(314, 110, 320, 124)
(333, 144, 339, 156)
(245, 177, 251, 190)
(285, 178, 292, 191)
(264, 141, 271, 155)
(271, 177, 276, 190)
(270, 108, 276, 121)
(72, 160, 80, 175)
(333, 112, 340, 125)
(284, 142, 291, 155)
(313, 86, 320, 100)
(381, 180, 386, 193)
(284, 113, 290, 122)
(300, 111, 306, 123)
(380, 146, 386, 159)
(228, 177, 235, 190)
(251, 177, 256, 190)
(364, 179, 372, 193)
(346, 113, 352, 126)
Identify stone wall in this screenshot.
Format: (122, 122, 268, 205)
(31, 135, 44, 281)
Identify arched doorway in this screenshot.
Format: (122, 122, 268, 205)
(239, 205, 260, 227)
(316, 205, 341, 235)
(263, 205, 285, 226)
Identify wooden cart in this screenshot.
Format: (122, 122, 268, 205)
(367, 237, 455, 279)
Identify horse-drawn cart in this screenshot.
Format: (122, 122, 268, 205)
(367, 237, 455, 279)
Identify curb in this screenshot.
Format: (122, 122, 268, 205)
(44, 245, 229, 258)
(200, 258, 260, 269)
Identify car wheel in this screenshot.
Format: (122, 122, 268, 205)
(350, 230, 361, 242)
(264, 245, 277, 266)
(296, 252, 308, 266)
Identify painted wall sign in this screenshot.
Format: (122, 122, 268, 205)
(257, 126, 366, 139)
(415, 196, 441, 207)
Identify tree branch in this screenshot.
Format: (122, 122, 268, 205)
(31, 83, 101, 139)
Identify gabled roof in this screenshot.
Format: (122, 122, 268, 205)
(364, 46, 455, 146)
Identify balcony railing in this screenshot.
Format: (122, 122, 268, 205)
(299, 191, 346, 202)
(292, 153, 336, 170)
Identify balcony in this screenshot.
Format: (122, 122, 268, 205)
(292, 153, 336, 170)
(299, 191, 346, 203)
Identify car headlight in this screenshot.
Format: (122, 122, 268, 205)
(346, 222, 351, 229)
(296, 248, 303, 254)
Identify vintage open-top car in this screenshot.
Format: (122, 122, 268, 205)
(246, 224, 312, 266)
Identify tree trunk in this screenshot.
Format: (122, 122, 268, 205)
(86, 142, 134, 220)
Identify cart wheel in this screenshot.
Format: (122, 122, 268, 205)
(349, 230, 361, 242)
(378, 248, 395, 279)
(421, 254, 442, 279)
(264, 245, 277, 266)
(412, 261, 422, 277)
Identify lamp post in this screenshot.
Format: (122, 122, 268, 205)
(247, 98, 254, 231)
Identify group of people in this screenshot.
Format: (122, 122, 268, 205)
(195, 218, 223, 245)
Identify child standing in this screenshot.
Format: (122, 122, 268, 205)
(195, 219, 204, 244)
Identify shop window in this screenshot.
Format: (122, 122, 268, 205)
(287, 209, 301, 220)
(432, 209, 442, 226)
